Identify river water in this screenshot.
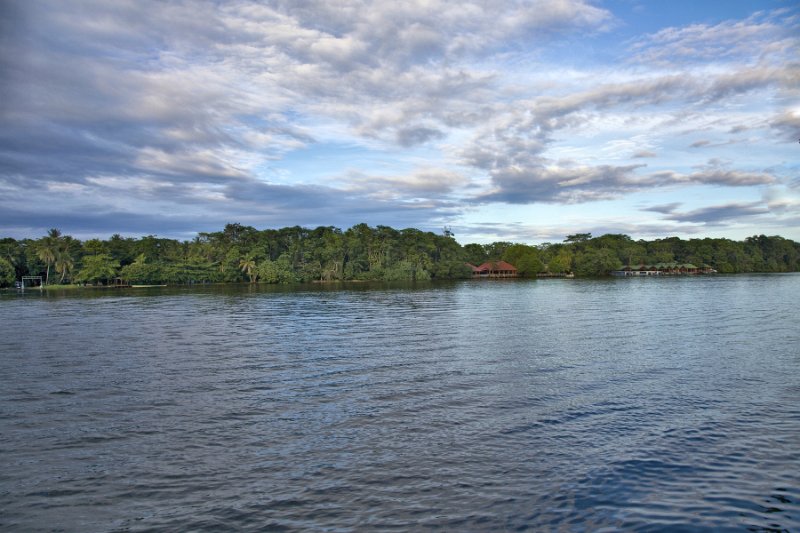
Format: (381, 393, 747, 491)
(1, 275, 798, 531)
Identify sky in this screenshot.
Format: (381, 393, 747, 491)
(1, 0, 798, 244)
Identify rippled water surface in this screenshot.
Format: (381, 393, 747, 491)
(2, 276, 799, 531)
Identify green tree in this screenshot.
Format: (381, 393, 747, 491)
(546, 249, 574, 274)
(120, 254, 160, 283)
(574, 248, 621, 276)
(5, 226, 799, 285)
(54, 247, 74, 284)
(134, 236, 168, 262)
(220, 247, 243, 282)
(502, 244, 544, 277)
(239, 254, 258, 283)
(0, 257, 15, 287)
(483, 241, 512, 261)
(257, 254, 295, 283)
(565, 233, 592, 243)
(76, 254, 119, 284)
(0, 238, 27, 280)
(82, 238, 108, 256)
(36, 228, 62, 284)
(620, 243, 647, 266)
(107, 233, 137, 265)
(320, 227, 345, 281)
(343, 224, 372, 279)
(382, 260, 430, 281)
(463, 243, 486, 265)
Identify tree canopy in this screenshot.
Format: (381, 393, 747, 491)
(1, 224, 798, 286)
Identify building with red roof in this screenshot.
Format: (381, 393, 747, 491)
(466, 260, 518, 278)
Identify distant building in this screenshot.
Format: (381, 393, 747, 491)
(611, 262, 716, 276)
(466, 260, 518, 278)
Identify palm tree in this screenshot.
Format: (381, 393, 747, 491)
(239, 255, 257, 283)
(36, 228, 62, 285)
(54, 247, 74, 284)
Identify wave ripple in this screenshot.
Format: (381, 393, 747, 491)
(1, 277, 799, 531)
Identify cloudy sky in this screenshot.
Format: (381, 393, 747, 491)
(1, 0, 798, 243)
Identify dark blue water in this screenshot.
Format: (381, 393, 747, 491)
(1, 275, 799, 531)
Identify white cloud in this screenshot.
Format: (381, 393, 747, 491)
(342, 168, 470, 200)
(1, 1, 798, 241)
(629, 10, 799, 66)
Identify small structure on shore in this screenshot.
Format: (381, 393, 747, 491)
(19, 276, 43, 290)
(611, 262, 717, 276)
(466, 260, 518, 278)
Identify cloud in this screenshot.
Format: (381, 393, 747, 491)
(629, 10, 799, 66)
(770, 110, 800, 142)
(651, 168, 776, 187)
(454, 76, 696, 177)
(342, 168, 470, 200)
(396, 126, 445, 147)
(475, 163, 646, 204)
(644, 193, 799, 230)
(0, 172, 465, 240)
(455, 51, 788, 204)
(0, 206, 214, 240)
(660, 202, 769, 224)
(456, 219, 706, 244)
(644, 202, 682, 214)
(0, 0, 613, 182)
(1, 1, 798, 241)
(704, 64, 799, 102)
(470, 157, 779, 206)
(763, 185, 800, 212)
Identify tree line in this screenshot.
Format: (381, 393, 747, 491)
(0, 224, 798, 287)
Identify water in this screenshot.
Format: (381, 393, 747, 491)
(1, 275, 798, 531)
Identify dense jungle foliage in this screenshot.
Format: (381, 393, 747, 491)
(1, 224, 798, 287)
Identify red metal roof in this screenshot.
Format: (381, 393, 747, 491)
(475, 260, 517, 271)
